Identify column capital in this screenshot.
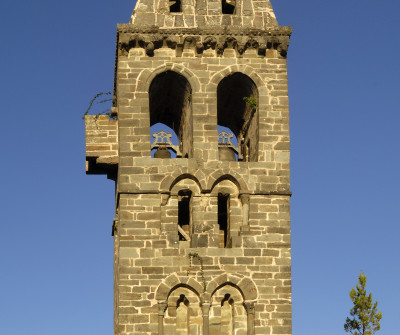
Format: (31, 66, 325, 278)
(244, 301, 255, 314)
(158, 301, 168, 316)
(239, 194, 250, 205)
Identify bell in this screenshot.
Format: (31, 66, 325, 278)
(218, 145, 236, 161)
(154, 146, 171, 158)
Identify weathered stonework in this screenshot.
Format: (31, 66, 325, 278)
(85, 0, 292, 334)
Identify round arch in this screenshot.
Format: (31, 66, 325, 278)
(160, 170, 207, 192)
(170, 175, 202, 196)
(206, 273, 258, 301)
(208, 65, 266, 92)
(207, 170, 248, 193)
(155, 274, 203, 301)
(136, 63, 201, 93)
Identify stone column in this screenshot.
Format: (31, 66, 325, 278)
(201, 300, 211, 335)
(244, 302, 255, 335)
(191, 195, 204, 247)
(240, 194, 250, 227)
(157, 302, 168, 335)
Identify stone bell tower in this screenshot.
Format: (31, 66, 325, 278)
(85, 0, 292, 334)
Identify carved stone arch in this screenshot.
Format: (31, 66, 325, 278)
(156, 274, 203, 301)
(208, 65, 266, 90)
(170, 176, 201, 196)
(206, 273, 258, 301)
(208, 65, 268, 98)
(225, 66, 268, 114)
(160, 171, 206, 193)
(210, 176, 240, 195)
(157, 278, 203, 335)
(207, 171, 248, 193)
(210, 282, 244, 302)
(136, 63, 201, 93)
(168, 283, 202, 301)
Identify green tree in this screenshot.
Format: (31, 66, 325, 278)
(344, 272, 382, 335)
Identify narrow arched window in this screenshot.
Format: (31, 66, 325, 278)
(178, 190, 192, 241)
(209, 285, 246, 334)
(218, 193, 229, 248)
(165, 286, 201, 334)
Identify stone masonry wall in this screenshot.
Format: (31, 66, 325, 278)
(112, 28, 291, 335)
(85, 115, 118, 176)
(129, 0, 278, 28)
(85, 1, 292, 334)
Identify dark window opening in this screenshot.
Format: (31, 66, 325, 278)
(178, 190, 192, 241)
(222, 0, 235, 14)
(218, 193, 229, 248)
(170, 0, 182, 13)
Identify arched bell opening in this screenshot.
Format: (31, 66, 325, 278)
(211, 178, 240, 248)
(217, 73, 259, 162)
(149, 71, 193, 158)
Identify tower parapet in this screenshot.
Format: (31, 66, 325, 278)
(130, 0, 279, 28)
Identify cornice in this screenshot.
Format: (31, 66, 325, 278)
(117, 24, 292, 36)
(116, 25, 292, 58)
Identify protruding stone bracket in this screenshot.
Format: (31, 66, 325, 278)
(203, 36, 217, 51)
(112, 218, 118, 236)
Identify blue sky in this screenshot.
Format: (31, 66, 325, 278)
(0, 1, 399, 334)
